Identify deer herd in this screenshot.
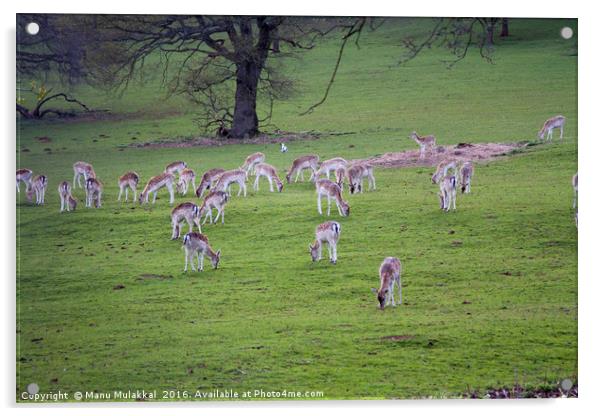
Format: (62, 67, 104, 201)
(16, 116, 576, 309)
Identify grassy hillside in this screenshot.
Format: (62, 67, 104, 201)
(16, 17, 577, 400)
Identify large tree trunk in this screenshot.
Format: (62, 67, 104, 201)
(500, 18, 509, 37)
(229, 60, 261, 138)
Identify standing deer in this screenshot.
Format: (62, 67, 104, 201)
(572, 172, 578, 209)
(195, 168, 225, 198)
(459, 161, 474, 194)
(171, 202, 202, 239)
(27, 175, 47, 205)
(347, 163, 376, 194)
(309, 221, 341, 264)
(240, 152, 265, 177)
(316, 157, 348, 180)
(73, 161, 96, 188)
(199, 191, 230, 225)
(286, 155, 319, 183)
(165, 161, 187, 176)
(409, 131, 436, 159)
(85, 177, 103, 208)
(371, 257, 402, 310)
(177, 168, 196, 195)
(439, 174, 457, 212)
(117, 171, 139, 202)
(253, 163, 283, 193)
(316, 179, 350, 217)
(431, 159, 458, 184)
(58, 181, 77, 212)
(214, 169, 247, 197)
(16, 168, 33, 193)
(538, 115, 566, 141)
(182, 232, 221, 272)
(139, 173, 175, 205)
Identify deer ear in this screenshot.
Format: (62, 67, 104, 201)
(308, 244, 313, 250)
(216, 250, 221, 257)
(371, 288, 378, 295)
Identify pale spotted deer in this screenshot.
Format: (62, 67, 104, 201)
(16, 168, 33, 193)
(459, 161, 474, 194)
(316, 179, 350, 217)
(572, 172, 578, 209)
(139, 173, 175, 205)
(439, 174, 457, 212)
(253, 163, 283, 193)
(27, 175, 47, 205)
(195, 168, 225, 198)
(371, 257, 402, 310)
(177, 168, 196, 195)
(240, 152, 265, 177)
(286, 155, 319, 183)
(409, 131, 436, 159)
(117, 171, 139, 202)
(199, 191, 230, 225)
(431, 159, 458, 184)
(309, 221, 341, 264)
(214, 169, 247, 197)
(538, 115, 566, 141)
(165, 161, 187, 176)
(171, 202, 202, 239)
(85, 178, 103, 208)
(182, 232, 221, 272)
(73, 161, 96, 188)
(58, 181, 76, 212)
(316, 157, 348, 180)
(347, 163, 376, 194)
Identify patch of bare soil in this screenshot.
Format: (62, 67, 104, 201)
(380, 335, 415, 342)
(357, 142, 529, 169)
(465, 384, 578, 399)
(130, 130, 354, 149)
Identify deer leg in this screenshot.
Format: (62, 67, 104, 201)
(317, 194, 323, 215)
(268, 177, 274, 192)
(327, 196, 331, 216)
(560, 126, 564, 140)
(254, 175, 260, 191)
(199, 252, 204, 271)
(152, 192, 157, 204)
(332, 242, 337, 264)
(184, 250, 188, 272)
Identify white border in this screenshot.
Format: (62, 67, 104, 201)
(3, 1, 599, 415)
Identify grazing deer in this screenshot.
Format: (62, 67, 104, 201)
(309, 221, 341, 264)
(572, 172, 578, 209)
(286, 155, 319, 183)
(58, 181, 77, 212)
(182, 232, 221, 272)
(371, 257, 402, 310)
(240, 152, 265, 177)
(165, 161, 187, 176)
(316, 157, 348, 180)
(253, 163, 283, 193)
(538, 115, 566, 141)
(439, 174, 457, 212)
(409, 131, 436, 159)
(16, 168, 33, 193)
(177, 168, 196, 195)
(73, 161, 96, 188)
(431, 159, 458, 184)
(171, 202, 202, 239)
(347, 163, 376, 194)
(199, 191, 230, 225)
(280, 143, 288, 153)
(214, 169, 247, 197)
(316, 179, 350, 217)
(27, 175, 47, 205)
(117, 171, 139, 202)
(195, 168, 225, 198)
(85, 177, 103, 208)
(459, 161, 474, 194)
(139, 172, 175, 205)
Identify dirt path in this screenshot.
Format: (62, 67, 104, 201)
(356, 142, 528, 169)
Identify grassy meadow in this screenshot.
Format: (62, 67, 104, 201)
(16, 18, 577, 400)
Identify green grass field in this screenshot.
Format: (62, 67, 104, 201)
(16, 18, 577, 400)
